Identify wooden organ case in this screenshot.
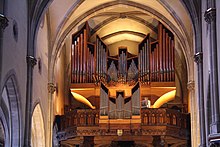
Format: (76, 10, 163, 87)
(58, 22, 189, 146)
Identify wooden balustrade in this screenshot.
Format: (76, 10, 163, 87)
(60, 109, 99, 131)
(57, 108, 189, 141)
(59, 108, 188, 131)
(141, 108, 188, 128)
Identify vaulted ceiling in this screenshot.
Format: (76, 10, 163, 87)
(47, 0, 192, 52)
(87, 6, 158, 45)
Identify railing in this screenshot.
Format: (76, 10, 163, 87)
(141, 108, 188, 128)
(57, 108, 189, 141)
(60, 109, 99, 131)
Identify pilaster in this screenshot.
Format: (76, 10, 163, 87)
(24, 56, 37, 147)
(187, 81, 201, 147)
(0, 14, 8, 95)
(194, 51, 206, 147)
(204, 0, 220, 136)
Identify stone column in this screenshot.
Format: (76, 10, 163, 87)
(204, 0, 220, 135)
(47, 83, 56, 147)
(0, 14, 8, 90)
(194, 52, 206, 146)
(24, 56, 37, 147)
(187, 80, 201, 147)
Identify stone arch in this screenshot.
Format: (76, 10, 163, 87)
(0, 119, 5, 146)
(0, 106, 9, 147)
(48, 1, 194, 83)
(2, 72, 21, 147)
(32, 0, 196, 145)
(31, 103, 46, 147)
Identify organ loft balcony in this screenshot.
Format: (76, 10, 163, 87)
(56, 82, 190, 146)
(55, 22, 190, 146)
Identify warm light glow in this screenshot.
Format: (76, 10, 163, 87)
(71, 88, 95, 91)
(151, 90, 176, 108)
(71, 91, 96, 109)
(104, 33, 144, 45)
(31, 104, 45, 147)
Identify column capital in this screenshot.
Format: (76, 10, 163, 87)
(204, 8, 216, 23)
(0, 14, 9, 30)
(194, 52, 203, 64)
(48, 83, 57, 94)
(187, 80, 195, 91)
(26, 56, 37, 68)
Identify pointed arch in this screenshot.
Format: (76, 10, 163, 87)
(0, 106, 9, 147)
(1, 71, 21, 147)
(31, 104, 45, 147)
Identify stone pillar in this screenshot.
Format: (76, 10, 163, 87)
(204, 0, 220, 135)
(194, 52, 206, 146)
(0, 14, 9, 90)
(47, 83, 56, 147)
(187, 80, 201, 147)
(24, 56, 37, 147)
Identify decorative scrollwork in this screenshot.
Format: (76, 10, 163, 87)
(48, 83, 57, 94)
(0, 14, 9, 29)
(187, 81, 195, 91)
(204, 8, 216, 24)
(194, 52, 203, 64)
(26, 56, 37, 67)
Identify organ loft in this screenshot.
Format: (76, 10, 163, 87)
(56, 22, 190, 147)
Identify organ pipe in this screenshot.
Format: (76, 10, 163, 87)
(159, 24, 163, 82)
(71, 23, 95, 83)
(71, 22, 175, 85)
(163, 29, 166, 81)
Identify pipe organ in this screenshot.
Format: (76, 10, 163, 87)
(71, 23, 95, 83)
(71, 22, 175, 85)
(70, 21, 176, 119)
(59, 21, 189, 147)
(150, 23, 175, 82)
(95, 36, 107, 83)
(138, 35, 150, 83)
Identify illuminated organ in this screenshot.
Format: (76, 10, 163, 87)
(70, 21, 177, 117)
(71, 22, 175, 85)
(57, 22, 189, 146)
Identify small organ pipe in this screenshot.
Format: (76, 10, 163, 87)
(165, 33, 169, 81)
(159, 23, 163, 82)
(74, 41, 77, 83)
(168, 35, 172, 81)
(96, 38, 98, 77)
(156, 44, 159, 81)
(171, 39, 175, 81)
(146, 40, 149, 81)
(80, 33, 83, 83)
(143, 45, 146, 81)
(163, 29, 166, 81)
(71, 44, 74, 82)
(168, 36, 171, 81)
(83, 29, 87, 83)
